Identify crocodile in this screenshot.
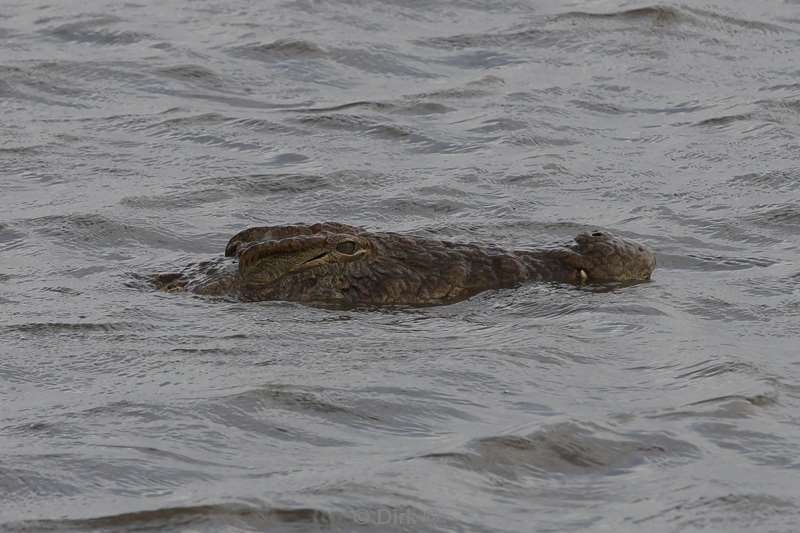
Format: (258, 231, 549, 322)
(153, 222, 656, 307)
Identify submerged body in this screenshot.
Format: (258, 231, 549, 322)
(154, 223, 656, 307)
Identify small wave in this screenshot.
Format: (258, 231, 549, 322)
(0, 64, 89, 108)
(761, 81, 800, 92)
(683, 6, 795, 35)
(41, 286, 83, 295)
(121, 189, 232, 209)
(0, 224, 26, 252)
(570, 99, 628, 116)
(417, 28, 555, 51)
(144, 88, 301, 110)
(295, 113, 393, 132)
(694, 112, 757, 127)
(65, 399, 191, 427)
(287, 100, 394, 113)
(227, 116, 300, 132)
(682, 294, 769, 322)
(221, 385, 356, 416)
(682, 253, 777, 271)
(375, 195, 471, 218)
(230, 39, 433, 77)
(762, 98, 800, 115)
(227, 38, 327, 61)
(728, 168, 800, 191)
(694, 100, 800, 130)
(42, 17, 153, 45)
(560, 5, 793, 36)
(421, 421, 698, 478)
(556, 6, 684, 25)
(23, 213, 212, 253)
(123, 174, 332, 209)
(140, 112, 267, 149)
(748, 204, 800, 227)
(674, 359, 759, 380)
(2, 321, 143, 334)
(394, 101, 453, 115)
(295, 99, 453, 116)
(131, 111, 298, 150)
(410, 75, 505, 99)
(504, 134, 578, 148)
(285, 99, 454, 115)
(224, 173, 330, 195)
(6, 503, 330, 532)
(633, 493, 799, 528)
(0, 144, 42, 155)
(203, 384, 481, 438)
(649, 393, 777, 420)
(196, 397, 354, 447)
(0, 463, 81, 503)
(419, 7, 685, 51)
(294, 113, 449, 150)
(203, 172, 329, 196)
(153, 64, 224, 84)
(466, 117, 528, 134)
(144, 112, 229, 128)
(327, 46, 436, 78)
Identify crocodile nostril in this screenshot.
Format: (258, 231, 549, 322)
(592, 232, 603, 237)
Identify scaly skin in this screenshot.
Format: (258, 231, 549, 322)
(153, 222, 656, 307)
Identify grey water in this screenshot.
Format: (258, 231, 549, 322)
(2, 0, 799, 531)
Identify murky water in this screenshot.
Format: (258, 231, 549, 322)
(2, 0, 800, 531)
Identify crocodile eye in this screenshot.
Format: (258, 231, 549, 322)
(335, 241, 357, 255)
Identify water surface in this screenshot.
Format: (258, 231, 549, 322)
(2, 0, 799, 531)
